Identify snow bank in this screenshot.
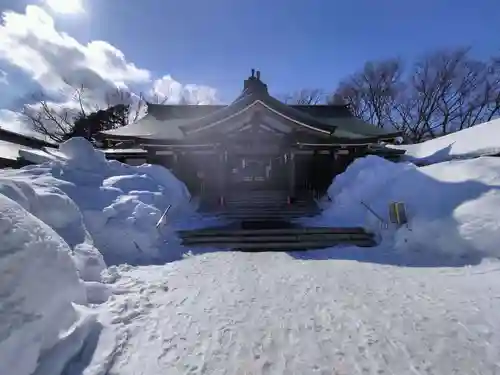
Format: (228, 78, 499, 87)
(0, 194, 95, 375)
(0, 138, 199, 374)
(312, 154, 500, 260)
(391, 117, 500, 164)
(0, 137, 193, 267)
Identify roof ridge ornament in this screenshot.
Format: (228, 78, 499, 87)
(244, 69, 267, 94)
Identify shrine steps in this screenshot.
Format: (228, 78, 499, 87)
(184, 190, 375, 251)
(177, 225, 377, 252)
(197, 190, 320, 221)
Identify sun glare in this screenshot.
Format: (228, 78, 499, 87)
(45, 0, 84, 14)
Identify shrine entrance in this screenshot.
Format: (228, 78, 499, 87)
(228, 154, 287, 191)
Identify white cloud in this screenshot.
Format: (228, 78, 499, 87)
(0, 109, 34, 134)
(0, 5, 218, 135)
(44, 0, 84, 15)
(150, 75, 219, 105)
(0, 6, 150, 95)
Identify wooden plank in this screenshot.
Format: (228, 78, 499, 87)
(181, 233, 373, 244)
(229, 212, 319, 215)
(181, 240, 376, 250)
(178, 227, 370, 237)
(198, 209, 316, 213)
(219, 215, 318, 219)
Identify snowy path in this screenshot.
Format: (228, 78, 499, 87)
(76, 252, 500, 375)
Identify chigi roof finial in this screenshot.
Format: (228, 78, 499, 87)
(243, 68, 267, 93)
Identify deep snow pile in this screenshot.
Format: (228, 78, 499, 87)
(0, 138, 205, 375)
(0, 194, 96, 375)
(309, 154, 500, 260)
(390, 117, 500, 164)
(0, 137, 194, 267)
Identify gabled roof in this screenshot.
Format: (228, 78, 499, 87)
(145, 102, 353, 120)
(0, 127, 56, 148)
(102, 115, 186, 140)
(101, 70, 401, 142)
(174, 73, 338, 136)
(0, 139, 30, 161)
(178, 99, 335, 136)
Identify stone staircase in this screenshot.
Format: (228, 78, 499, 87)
(198, 190, 320, 221)
(184, 189, 377, 251)
(178, 226, 376, 251)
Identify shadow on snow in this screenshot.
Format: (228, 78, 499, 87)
(289, 164, 500, 268)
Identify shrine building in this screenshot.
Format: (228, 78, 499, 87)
(100, 70, 404, 202)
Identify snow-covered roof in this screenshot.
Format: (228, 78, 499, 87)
(0, 127, 57, 163)
(0, 140, 24, 161)
(101, 115, 186, 140)
(0, 140, 43, 161)
(0, 127, 57, 148)
(101, 148, 147, 155)
(391, 117, 500, 164)
(18, 148, 58, 164)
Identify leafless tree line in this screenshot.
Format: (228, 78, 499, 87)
(286, 48, 499, 143)
(333, 47, 500, 142)
(23, 86, 170, 143)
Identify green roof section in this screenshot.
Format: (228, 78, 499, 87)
(319, 117, 401, 139)
(100, 70, 401, 142)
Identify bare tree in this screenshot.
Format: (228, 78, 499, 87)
(281, 89, 327, 105)
(23, 86, 87, 143)
(333, 59, 404, 130)
(400, 48, 500, 141)
(23, 86, 168, 144)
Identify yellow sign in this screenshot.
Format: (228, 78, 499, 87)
(389, 202, 408, 225)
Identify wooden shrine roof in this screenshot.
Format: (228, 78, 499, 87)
(101, 70, 401, 142)
(146, 103, 353, 121)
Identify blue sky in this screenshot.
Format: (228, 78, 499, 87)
(72, 0, 498, 100)
(0, 0, 498, 121)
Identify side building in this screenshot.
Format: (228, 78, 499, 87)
(99, 70, 405, 200)
(0, 127, 56, 168)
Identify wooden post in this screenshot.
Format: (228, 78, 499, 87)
(170, 151, 178, 175)
(220, 149, 228, 206)
(288, 151, 295, 203)
(146, 148, 156, 165)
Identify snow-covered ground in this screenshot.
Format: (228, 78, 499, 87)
(73, 253, 500, 375)
(2, 132, 500, 374)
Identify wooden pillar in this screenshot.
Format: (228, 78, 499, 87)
(146, 148, 156, 164)
(288, 150, 296, 201)
(170, 151, 178, 174)
(219, 149, 228, 205)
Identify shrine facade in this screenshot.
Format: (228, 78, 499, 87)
(100, 70, 404, 201)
